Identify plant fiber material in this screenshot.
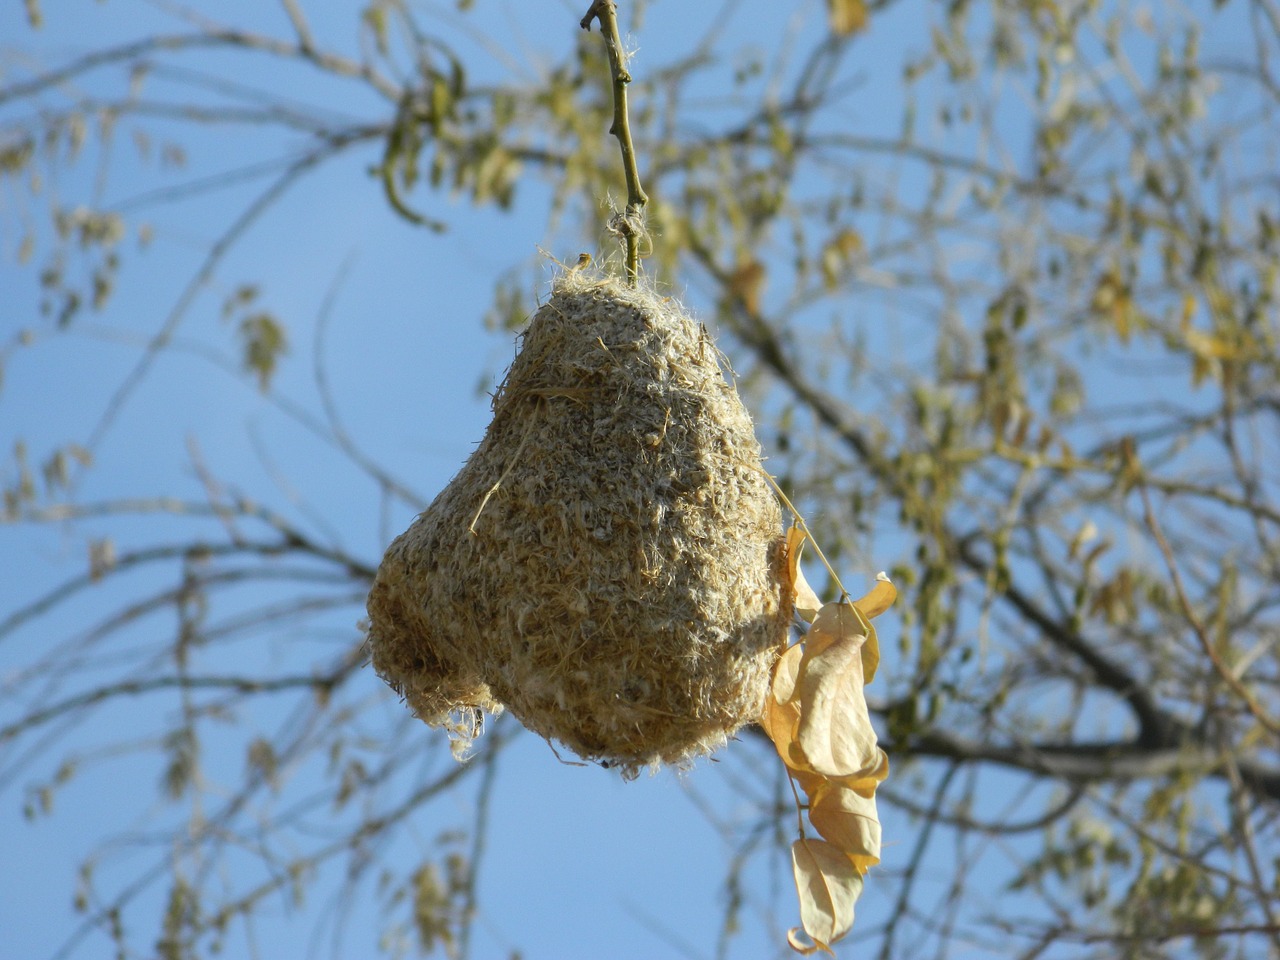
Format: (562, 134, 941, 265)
(367, 272, 790, 773)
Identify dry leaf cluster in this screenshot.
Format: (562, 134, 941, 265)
(367, 272, 792, 775)
(765, 528, 895, 954)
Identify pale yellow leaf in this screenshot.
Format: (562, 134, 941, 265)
(790, 602, 880, 779)
(852, 573, 895, 683)
(819, 229, 864, 288)
(790, 837, 864, 952)
(786, 928, 828, 956)
(789, 764, 826, 799)
(796, 599, 857, 658)
(786, 526, 822, 622)
(860, 620, 880, 685)
(794, 567, 822, 623)
(764, 646, 826, 796)
(809, 781, 881, 874)
(772, 642, 804, 705)
(832, 747, 890, 796)
(852, 572, 896, 619)
(763, 645, 803, 755)
(826, 0, 868, 37)
(729, 258, 766, 314)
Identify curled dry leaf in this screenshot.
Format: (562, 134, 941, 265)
(789, 837, 864, 954)
(833, 746, 890, 796)
(851, 573, 895, 684)
(853, 572, 896, 619)
(790, 603, 880, 779)
(826, 0, 869, 37)
(762, 574, 897, 955)
(772, 641, 804, 705)
(808, 781, 882, 873)
(763, 645, 803, 760)
(785, 525, 823, 622)
(786, 929, 829, 957)
(764, 644, 825, 796)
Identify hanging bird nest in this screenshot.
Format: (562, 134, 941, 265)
(366, 270, 791, 774)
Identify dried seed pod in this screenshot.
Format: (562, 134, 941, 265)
(367, 272, 790, 774)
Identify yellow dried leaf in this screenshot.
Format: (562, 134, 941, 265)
(789, 838, 864, 953)
(852, 572, 895, 684)
(729, 259, 766, 314)
(786, 928, 829, 957)
(826, 0, 868, 37)
(809, 781, 881, 874)
(820, 228, 865, 287)
(763, 645, 803, 749)
(796, 599, 854, 657)
(786, 526, 823, 622)
(764, 646, 827, 796)
(772, 643, 803, 706)
(859, 617, 880, 685)
(790, 765, 827, 799)
(832, 746, 889, 796)
(789, 602, 880, 779)
(853, 572, 896, 619)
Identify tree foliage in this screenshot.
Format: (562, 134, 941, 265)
(2, 0, 1279, 957)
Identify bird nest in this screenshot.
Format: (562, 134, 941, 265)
(366, 271, 791, 774)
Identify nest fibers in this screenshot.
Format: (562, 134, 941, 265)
(366, 271, 791, 773)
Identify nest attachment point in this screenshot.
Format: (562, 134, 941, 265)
(366, 271, 791, 774)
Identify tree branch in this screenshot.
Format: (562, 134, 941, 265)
(0, 663, 360, 744)
(693, 239, 1176, 749)
(0, 29, 399, 106)
(895, 728, 1280, 804)
(581, 0, 648, 283)
(1130, 443, 1280, 736)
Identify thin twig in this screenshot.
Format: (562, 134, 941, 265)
(187, 436, 244, 545)
(580, 0, 649, 284)
(1128, 443, 1280, 737)
(1222, 755, 1280, 945)
(78, 152, 323, 480)
(278, 0, 315, 52)
(457, 720, 503, 960)
(0, 669, 354, 743)
(761, 470, 850, 600)
(0, 29, 400, 106)
(878, 762, 959, 960)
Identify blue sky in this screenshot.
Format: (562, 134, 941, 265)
(0, 3, 938, 958)
(7, 0, 1269, 957)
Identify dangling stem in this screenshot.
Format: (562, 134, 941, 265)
(581, 0, 648, 285)
(762, 470, 851, 601)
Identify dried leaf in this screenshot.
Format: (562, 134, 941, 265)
(772, 576, 892, 952)
(88, 537, 115, 581)
(728, 259, 766, 314)
(237, 312, 287, 392)
(857, 609, 880, 685)
(786, 526, 823, 621)
(826, 0, 868, 37)
(809, 781, 881, 873)
(773, 642, 804, 700)
(790, 602, 880, 779)
(852, 572, 895, 683)
(764, 645, 826, 796)
(789, 764, 827, 799)
(786, 928, 828, 956)
(763, 644, 804, 749)
(853, 572, 896, 619)
(819, 229, 864, 288)
(789, 837, 864, 953)
(832, 747, 889, 796)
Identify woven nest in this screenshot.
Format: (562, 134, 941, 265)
(366, 271, 791, 774)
